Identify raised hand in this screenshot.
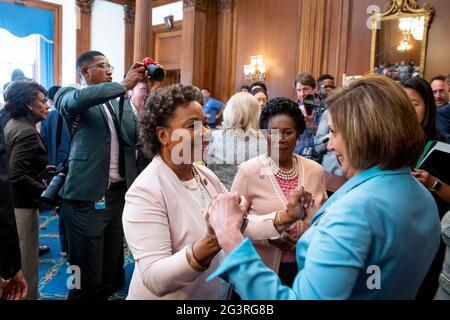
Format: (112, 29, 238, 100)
(208, 192, 245, 253)
(121, 62, 146, 91)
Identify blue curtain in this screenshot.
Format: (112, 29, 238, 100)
(40, 40, 54, 90)
(0, 2, 54, 89)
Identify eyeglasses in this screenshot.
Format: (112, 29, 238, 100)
(320, 85, 336, 90)
(86, 62, 114, 71)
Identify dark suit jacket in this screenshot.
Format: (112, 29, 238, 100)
(0, 109, 21, 279)
(4, 117, 48, 208)
(124, 98, 152, 174)
(54, 83, 138, 201)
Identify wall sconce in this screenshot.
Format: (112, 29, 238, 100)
(244, 55, 266, 81)
(164, 15, 174, 29)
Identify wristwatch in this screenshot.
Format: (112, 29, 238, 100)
(431, 179, 442, 192)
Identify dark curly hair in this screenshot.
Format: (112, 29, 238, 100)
(4, 80, 48, 119)
(260, 97, 305, 138)
(139, 84, 204, 156)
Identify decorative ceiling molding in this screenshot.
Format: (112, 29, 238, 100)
(124, 4, 135, 23)
(183, 0, 208, 11)
(76, 0, 95, 15)
(217, 0, 232, 13)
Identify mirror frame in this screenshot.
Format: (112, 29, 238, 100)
(370, 0, 434, 77)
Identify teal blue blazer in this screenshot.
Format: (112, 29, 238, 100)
(209, 166, 441, 299)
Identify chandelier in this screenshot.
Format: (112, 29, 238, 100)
(243, 55, 266, 81)
(397, 39, 412, 52)
(399, 16, 425, 41)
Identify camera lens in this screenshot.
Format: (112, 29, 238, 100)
(146, 64, 165, 81)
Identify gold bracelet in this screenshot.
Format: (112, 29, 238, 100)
(278, 210, 292, 228)
(186, 242, 208, 272)
(275, 211, 291, 232)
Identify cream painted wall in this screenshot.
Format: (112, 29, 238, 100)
(45, 0, 77, 85)
(45, 0, 125, 85)
(91, 0, 125, 82)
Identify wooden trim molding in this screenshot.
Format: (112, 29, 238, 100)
(2, 0, 62, 85)
(214, 0, 234, 102)
(154, 29, 182, 70)
(124, 4, 135, 72)
(152, 20, 182, 33)
(76, 0, 94, 14)
(133, 0, 153, 61)
(124, 3, 135, 23)
(76, 0, 94, 71)
(183, 0, 208, 12)
(217, 0, 231, 12)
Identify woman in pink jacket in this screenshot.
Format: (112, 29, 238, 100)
(230, 97, 328, 287)
(122, 85, 313, 300)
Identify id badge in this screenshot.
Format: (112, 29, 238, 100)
(95, 196, 106, 210)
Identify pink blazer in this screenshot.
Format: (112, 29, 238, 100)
(230, 154, 328, 273)
(123, 155, 229, 300)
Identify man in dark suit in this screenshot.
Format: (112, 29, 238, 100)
(0, 108, 27, 300)
(54, 51, 145, 299)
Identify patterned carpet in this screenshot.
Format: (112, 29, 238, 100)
(38, 209, 134, 300)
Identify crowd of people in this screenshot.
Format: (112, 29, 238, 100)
(375, 59, 422, 81)
(1, 50, 450, 300)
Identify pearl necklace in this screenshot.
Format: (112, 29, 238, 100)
(267, 155, 299, 181)
(181, 178, 200, 191)
(265, 154, 305, 207)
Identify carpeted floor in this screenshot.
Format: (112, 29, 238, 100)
(38, 209, 134, 300)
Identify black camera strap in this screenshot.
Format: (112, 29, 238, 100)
(104, 96, 125, 177)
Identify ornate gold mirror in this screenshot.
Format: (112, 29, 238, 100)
(370, 0, 434, 80)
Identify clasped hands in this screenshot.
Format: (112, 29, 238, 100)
(0, 271, 28, 300)
(205, 188, 315, 253)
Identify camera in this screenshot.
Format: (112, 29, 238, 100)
(41, 164, 66, 206)
(303, 94, 315, 116)
(143, 57, 165, 81)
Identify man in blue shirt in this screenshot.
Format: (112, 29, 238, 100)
(202, 88, 224, 128)
(431, 76, 450, 135)
(293, 73, 324, 162)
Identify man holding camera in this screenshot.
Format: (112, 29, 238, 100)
(293, 73, 324, 161)
(54, 51, 145, 300)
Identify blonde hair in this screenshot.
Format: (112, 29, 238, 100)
(223, 92, 261, 132)
(327, 75, 424, 170)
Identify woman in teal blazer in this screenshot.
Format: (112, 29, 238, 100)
(207, 75, 441, 300)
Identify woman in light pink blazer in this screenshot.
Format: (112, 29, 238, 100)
(123, 86, 313, 299)
(231, 98, 328, 287)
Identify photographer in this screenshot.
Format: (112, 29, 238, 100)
(293, 74, 324, 162)
(54, 51, 145, 300)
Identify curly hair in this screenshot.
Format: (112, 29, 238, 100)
(4, 80, 48, 119)
(259, 97, 305, 138)
(139, 84, 204, 156)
